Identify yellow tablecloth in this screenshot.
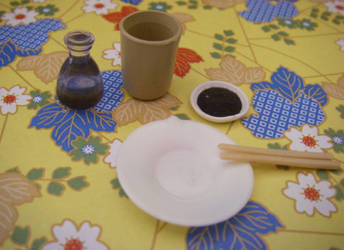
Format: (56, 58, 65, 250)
(1, 0, 344, 249)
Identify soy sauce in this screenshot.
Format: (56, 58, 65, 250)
(56, 31, 103, 109)
(197, 87, 242, 117)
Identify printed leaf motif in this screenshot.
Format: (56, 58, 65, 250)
(174, 48, 203, 78)
(251, 81, 274, 91)
(316, 170, 329, 180)
(324, 128, 344, 152)
(138, 103, 171, 124)
(47, 182, 65, 196)
(113, 93, 182, 125)
(0, 173, 40, 205)
(175, 113, 190, 120)
(153, 94, 182, 108)
(0, 201, 17, 245)
(174, 57, 191, 78)
(112, 99, 140, 126)
(17, 52, 68, 83)
(102, 6, 138, 30)
(0, 173, 40, 246)
(210, 52, 221, 58)
(304, 84, 327, 106)
(205, 56, 266, 85)
(111, 178, 128, 197)
(269, 66, 304, 103)
(15, 55, 37, 70)
(335, 185, 344, 200)
(337, 105, 344, 118)
(6, 168, 20, 173)
(171, 13, 195, 34)
(51, 110, 91, 152)
(30, 103, 116, 152)
(0, 39, 41, 68)
(31, 237, 47, 250)
(250, 67, 328, 108)
(26, 169, 44, 180)
(187, 201, 283, 250)
(29, 103, 66, 129)
(52, 167, 70, 179)
(67, 177, 89, 191)
(334, 168, 343, 176)
(86, 110, 116, 132)
(322, 75, 344, 100)
(11, 226, 29, 245)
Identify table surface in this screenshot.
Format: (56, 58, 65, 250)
(1, 0, 344, 249)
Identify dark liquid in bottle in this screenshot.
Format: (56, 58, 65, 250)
(57, 56, 103, 109)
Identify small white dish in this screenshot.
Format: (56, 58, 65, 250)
(117, 117, 254, 227)
(190, 80, 250, 123)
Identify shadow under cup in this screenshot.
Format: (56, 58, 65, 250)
(120, 10, 182, 100)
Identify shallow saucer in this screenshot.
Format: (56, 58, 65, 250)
(116, 117, 254, 227)
(190, 80, 250, 123)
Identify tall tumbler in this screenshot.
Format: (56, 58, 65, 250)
(120, 10, 182, 100)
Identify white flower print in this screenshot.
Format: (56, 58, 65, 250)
(83, 0, 117, 15)
(33, 0, 45, 2)
(284, 124, 332, 152)
(283, 173, 336, 216)
(82, 144, 96, 155)
(336, 38, 344, 52)
(104, 139, 122, 167)
(1, 8, 38, 26)
(42, 220, 108, 250)
(0, 86, 31, 115)
(103, 42, 121, 66)
(325, 1, 344, 16)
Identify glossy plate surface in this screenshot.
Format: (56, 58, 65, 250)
(117, 117, 254, 226)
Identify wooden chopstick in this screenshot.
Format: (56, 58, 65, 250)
(218, 144, 334, 160)
(219, 144, 340, 170)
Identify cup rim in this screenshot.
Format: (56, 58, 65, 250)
(119, 10, 182, 46)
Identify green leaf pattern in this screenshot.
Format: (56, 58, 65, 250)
(211, 30, 237, 59)
(11, 226, 29, 245)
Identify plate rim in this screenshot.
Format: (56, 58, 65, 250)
(116, 117, 254, 227)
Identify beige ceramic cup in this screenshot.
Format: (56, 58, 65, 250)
(120, 10, 182, 100)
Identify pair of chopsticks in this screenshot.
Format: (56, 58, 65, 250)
(218, 144, 340, 170)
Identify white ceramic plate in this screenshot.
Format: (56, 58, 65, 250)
(190, 80, 250, 123)
(117, 117, 254, 227)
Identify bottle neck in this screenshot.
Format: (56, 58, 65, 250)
(70, 49, 90, 57)
(64, 31, 95, 62)
(69, 50, 91, 63)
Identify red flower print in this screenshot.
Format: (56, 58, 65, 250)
(302, 135, 317, 148)
(15, 14, 26, 20)
(336, 5, 344, 11)
(102, 6, 138, 30)
(94, 3, 105, 9)
(304, 187, 320, 201)
(174, 48, 203, 78)
(3, 95, 16, 104)
(64, 238, 84, 250)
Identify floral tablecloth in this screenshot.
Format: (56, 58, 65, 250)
(1, 0, 344, 249)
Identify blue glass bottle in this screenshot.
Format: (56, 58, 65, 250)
(57, 31, 103, 109)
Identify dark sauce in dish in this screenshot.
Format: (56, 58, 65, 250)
(197, 87, 242, 117)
